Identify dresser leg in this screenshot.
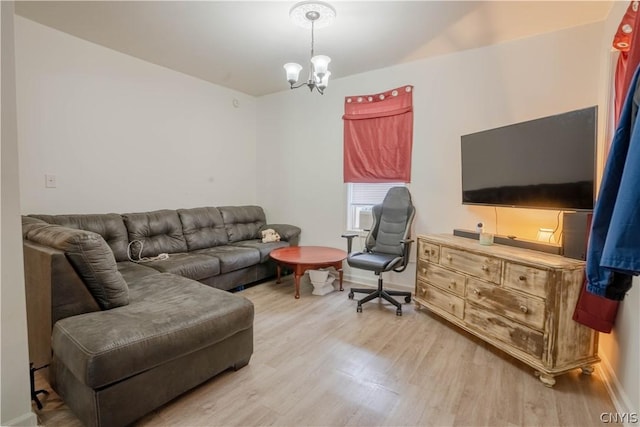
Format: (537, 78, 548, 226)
(535, 371, 556, 387)
(581, 365, 595, 375)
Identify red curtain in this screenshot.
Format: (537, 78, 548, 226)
(343, 85, 414, 183)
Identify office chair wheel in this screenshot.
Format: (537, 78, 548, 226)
(356, 304, 362, 313)
(348, 291, 354, 299)
(396, 308, 402, 316)
(404, 296, 411, 303)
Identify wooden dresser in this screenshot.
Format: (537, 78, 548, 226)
(414, 234, 599, 387)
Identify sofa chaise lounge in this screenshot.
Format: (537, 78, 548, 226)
(22, 205, 300, 427)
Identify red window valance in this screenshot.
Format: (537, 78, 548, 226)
(342, 85, 414, 183)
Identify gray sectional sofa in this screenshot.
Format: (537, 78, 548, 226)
(22, 205, 300, 427)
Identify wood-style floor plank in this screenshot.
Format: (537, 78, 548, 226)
(33, 276, 618, 426)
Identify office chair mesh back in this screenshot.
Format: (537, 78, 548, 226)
(367, 187, 414, 256)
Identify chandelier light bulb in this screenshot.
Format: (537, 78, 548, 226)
(318, 71, 331, 90)
(311, 55, 331, 80)
(283, 63, 303, 84)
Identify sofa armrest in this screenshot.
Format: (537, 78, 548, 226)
(24, 241, 101, 322)
(23, 240, 101, 368)
(260, 224, 301, 245)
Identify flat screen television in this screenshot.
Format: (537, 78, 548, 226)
(461, 106, 596, 211)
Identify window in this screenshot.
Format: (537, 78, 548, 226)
(342, 86, 413, 232)
(347, 182, 406, 231)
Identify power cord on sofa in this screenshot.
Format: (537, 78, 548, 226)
(127, 240, 169, 263)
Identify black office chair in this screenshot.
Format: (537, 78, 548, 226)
(342, 186, 415, 316)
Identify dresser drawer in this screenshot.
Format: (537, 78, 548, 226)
(416, 280, 464, 320)
(417, 239, 440, 263)
(466, 278, 546, 330)
(440, 246, 501, 284)
(417, 262, 466, 296)
(465, 304, 544, 359)
(504, 262, 549, 299)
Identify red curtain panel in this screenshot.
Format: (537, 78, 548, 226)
(343, 85, 414, 183)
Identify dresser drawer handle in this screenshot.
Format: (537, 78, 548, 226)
(519, 305, 528, 313)
(472, 288, 481, 296)
(446, 255, 452, 261)
(430, 249, 436, 255)
(481, 265, 488, 271)
(519, 275, 526, 281)
(449, 279, 456, 285)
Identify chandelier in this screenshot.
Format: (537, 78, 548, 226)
(283, 1, 336, 95)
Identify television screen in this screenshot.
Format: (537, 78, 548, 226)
(461, 106, 596, 211)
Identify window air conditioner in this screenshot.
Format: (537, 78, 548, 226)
(358, 209, 373, 231)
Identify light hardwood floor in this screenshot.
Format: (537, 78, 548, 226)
(34, 276, 618, 426)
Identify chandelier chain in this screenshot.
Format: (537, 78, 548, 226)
(311, 20, 315, 57)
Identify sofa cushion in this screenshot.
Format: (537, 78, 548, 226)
(177, 207, 229, 250)
(24, 224, 128, 309)
(22, 216, 49, 236)
(194, 245, 260, 274)
(122, 209, 188, 257)
(117, 261, 160, 282)
(137, 253, 221, 280)
(231, 239, 290, 262)
(218, 206, 266, 243)
(30, 213, 130, 262)
(51, 273, 254, 389)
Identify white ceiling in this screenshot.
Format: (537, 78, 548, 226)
(15, 1, 613, 97)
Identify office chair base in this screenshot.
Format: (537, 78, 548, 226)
(349, 286, 412, 316)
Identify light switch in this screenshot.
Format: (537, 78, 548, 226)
(45, 174, 57, 188)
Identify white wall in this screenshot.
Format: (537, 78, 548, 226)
(15, 16, 258, 214)
(596, 1, 640, 418)
(257, 21, 604, 286)
(1, 2, 38, 426)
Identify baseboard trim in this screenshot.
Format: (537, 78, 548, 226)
(597, 353, 637, 427)
(2, 410, 38, 426)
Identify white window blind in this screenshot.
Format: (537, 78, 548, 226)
(350, 183, 405, 205)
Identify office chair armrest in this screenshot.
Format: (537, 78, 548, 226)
(400, 238, 414, 252)
(393, 238, 415, 273)
(341, 233, 358, 253)
(400, 238, 414, 253)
